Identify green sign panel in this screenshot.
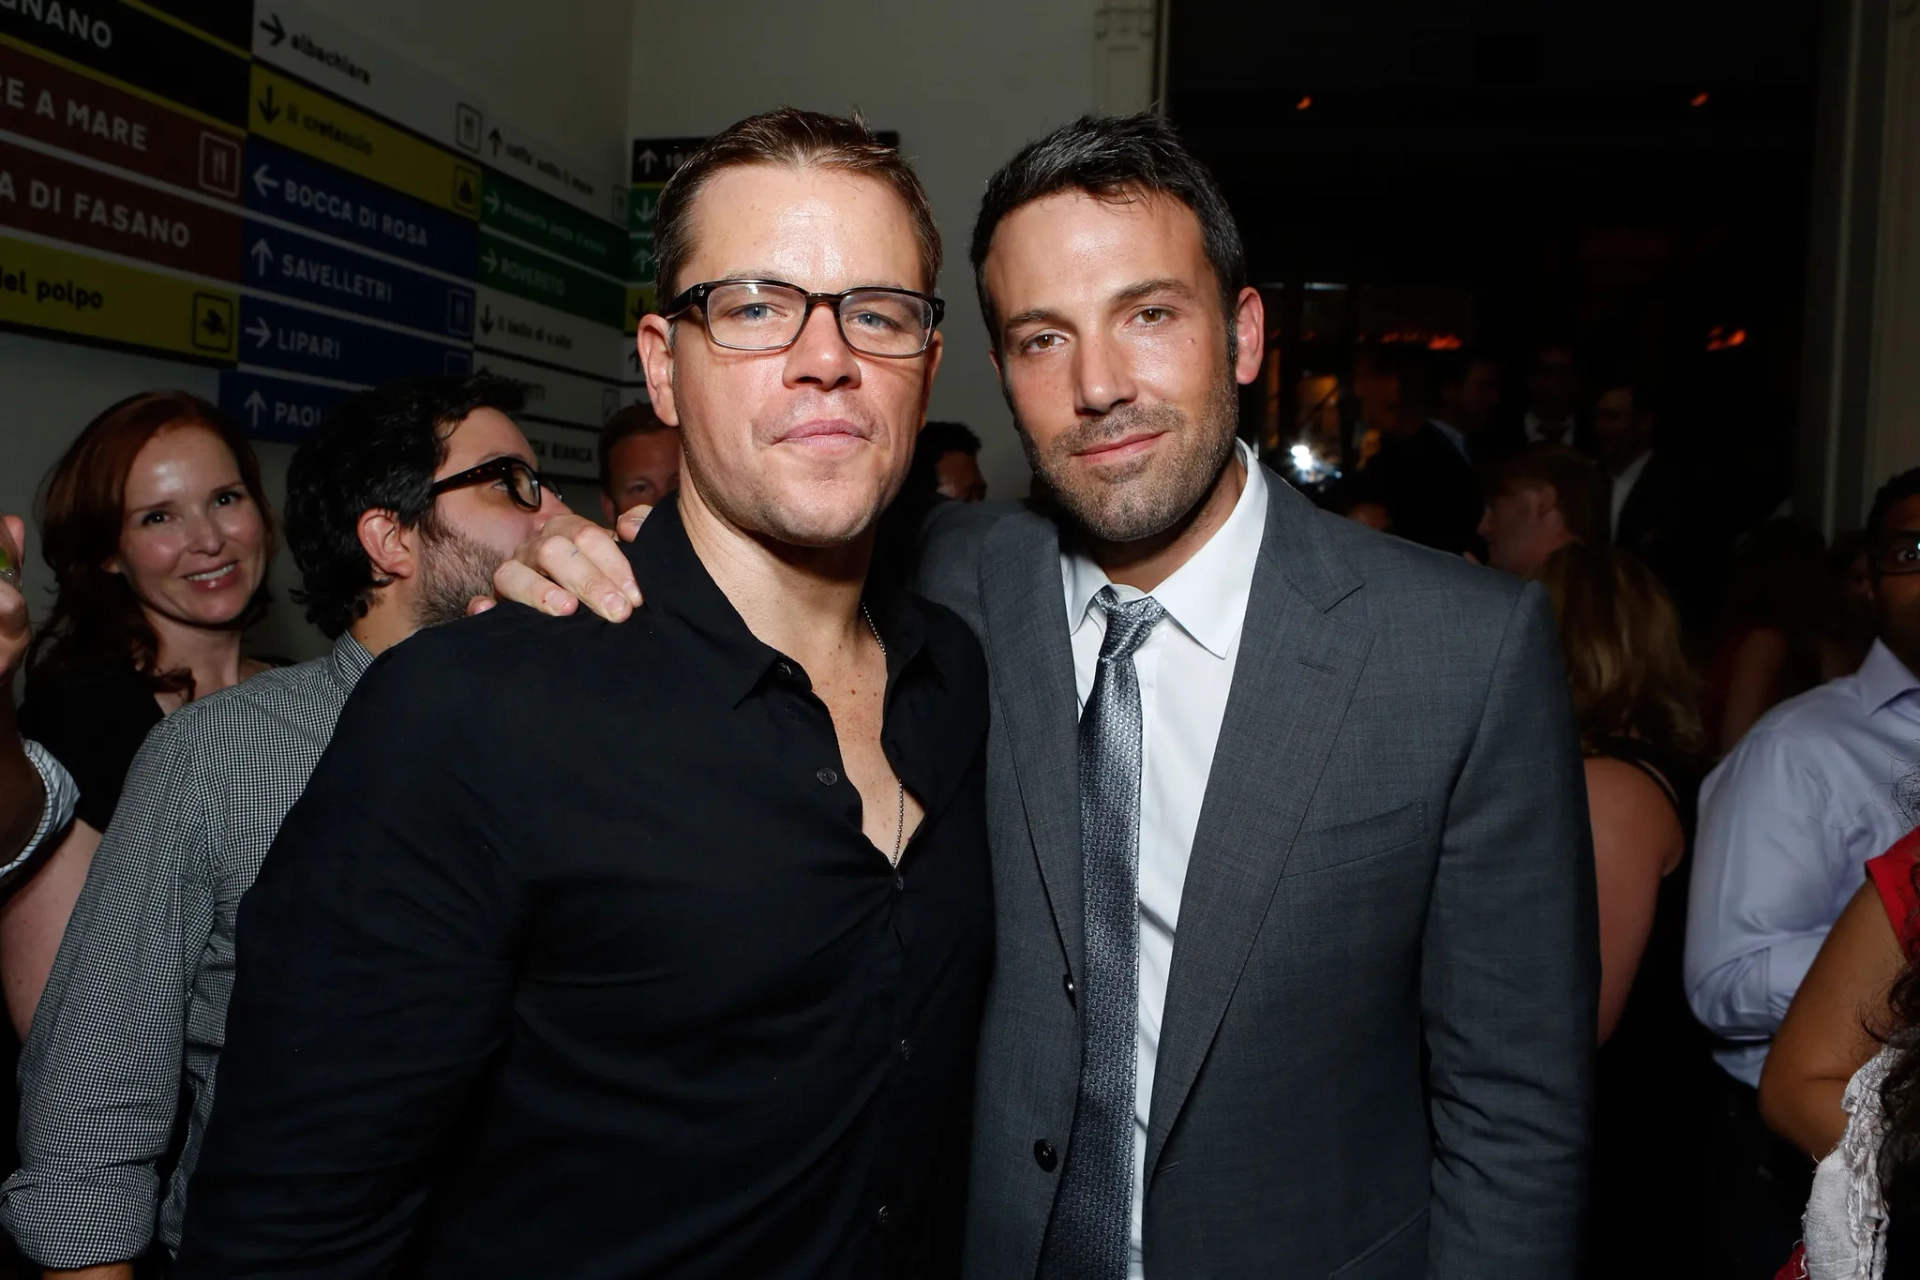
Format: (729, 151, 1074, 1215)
(478, 230, 623, 327)
(480, 169, 621, 277)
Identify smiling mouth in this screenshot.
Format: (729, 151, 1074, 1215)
(184, 563, 238, 583)
(1074, 431, 1164, 462)
(777, 419, 870, 445)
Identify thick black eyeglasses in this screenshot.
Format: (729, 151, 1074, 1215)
(662, 278, 944, 358)
(428, 457, 555, 512)
(1874, 530, 1920, 577)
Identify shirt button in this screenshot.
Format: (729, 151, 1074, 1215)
(1034, 1139, 1058, 1172)
(875, 1204, 893, 1230)
(776, 661, 796, 682)
(1063, 973, 1077, 1005)
(893, 872, 905, 892)
(816, 767, 838, 786)
(898, 1038, 913, 1061)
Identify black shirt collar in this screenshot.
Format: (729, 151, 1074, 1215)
(630, 494, 941, 707)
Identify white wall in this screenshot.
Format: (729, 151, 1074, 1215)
(625, 0, 1108, 500)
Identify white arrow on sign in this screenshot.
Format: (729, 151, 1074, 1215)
(246, 316, 273, 349)
(481, 249, 497, 272)
(636, 148, 658, 175)
(249, 239, 274, 273)
(243, 390, 267, 427)
(484, 189, 499, 214)
(252, 165, 279, 199)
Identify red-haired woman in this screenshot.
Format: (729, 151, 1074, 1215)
(1, 392, 273, 1036)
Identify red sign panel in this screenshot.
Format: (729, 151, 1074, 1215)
(0, 144, 241, 281)
(0, 40, 243, 202)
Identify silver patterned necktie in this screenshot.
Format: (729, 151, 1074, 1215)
(1042, 587, 1166, 1280)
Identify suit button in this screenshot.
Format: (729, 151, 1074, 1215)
(816, 767, 838, 786)
(1063, 973, 1076, 1005)
(1034, 1139, 1058, 1172)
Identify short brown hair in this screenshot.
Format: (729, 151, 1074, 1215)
(1487, 445, 1608, 546)
(597, 402, 672, 497)
(30, 391, 274, 697)
(649, 108, 941, 304)
(1539, 542, 1703, 755)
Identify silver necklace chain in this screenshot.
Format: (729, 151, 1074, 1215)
(861, 604, 906, 866)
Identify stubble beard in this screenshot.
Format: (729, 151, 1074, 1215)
(413, 516, 505, 630)
(1015, 373, 1241, 545)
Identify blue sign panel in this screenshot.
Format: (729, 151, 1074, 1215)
(243, 138, 478, 280)
(239, 296, 471, 385)
(218, 371, 354, 444)
(244, 220, 474, 340)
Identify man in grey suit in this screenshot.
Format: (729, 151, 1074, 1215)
(492, 113, 1595, 1279)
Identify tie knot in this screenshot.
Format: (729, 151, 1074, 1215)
(1095, 588, 1165, 663)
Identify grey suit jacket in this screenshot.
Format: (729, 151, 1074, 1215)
(917, 470, 1596, 1279)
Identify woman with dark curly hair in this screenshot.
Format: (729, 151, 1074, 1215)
(1763, 796, 1920, 1276)
(0, 392, 273, 1037)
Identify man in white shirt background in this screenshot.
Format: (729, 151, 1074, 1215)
(1686, 466, 1920, 1274)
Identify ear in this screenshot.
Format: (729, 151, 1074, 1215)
(637, 318, 679, 427)
(1232, 285, 1265, 387)
(357, 508, 418, 587)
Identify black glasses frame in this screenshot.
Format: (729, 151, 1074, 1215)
(661, 278, 945, 358)
(428, 457, 555, 512)
(1874, 529, 1920, 577)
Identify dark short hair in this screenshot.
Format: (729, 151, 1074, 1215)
(598, 402, 672, 498)
(1488, 444, 1609, 546)
(285, 374, 525, 639)
(969, 112, 1245, 347)
(917, 420, 981, 460)
(650, 107, 941, 303)
(1595, 375, 1659, 418)
(1869, 467, 1920, 541)
(1435, 346, 1499, 390)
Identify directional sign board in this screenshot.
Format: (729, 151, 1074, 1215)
(238, 295, 469, 384)
(250, 0, 484, 159)
(0, 2, 635, 443)
(243, 221, 473, 339)
(219, 369, 354, 443)
(627, 136, 706, 319)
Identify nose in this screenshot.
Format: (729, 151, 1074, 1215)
(183, 508, 224, 555)
(1071, 329, 1136, 417)
(1476, 505, 1494, 539)
(783, 299, 860, 391)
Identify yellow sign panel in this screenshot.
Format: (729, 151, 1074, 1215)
(625, 283, 652, 335)
(0, 235, 237, 362)
(248, 66, 481, 220)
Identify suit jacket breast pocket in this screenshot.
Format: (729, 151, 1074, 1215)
(1282, 800, 1429, 879)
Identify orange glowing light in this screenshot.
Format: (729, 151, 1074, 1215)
(1295, 96, 1313, 111)
(1690, 91, 1710, 108)
(1427, 334, 1464, 351)
(1705, 325, 1748, 351)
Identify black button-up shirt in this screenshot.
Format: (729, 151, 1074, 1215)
(175, 499, 994, 1280)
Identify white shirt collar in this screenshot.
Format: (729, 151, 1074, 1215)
(1613, 449, 1653, 490)
(1062, 440, 1267, 660)
(1857, 639, 1920, 717)
(1524, 410, 1577, 443)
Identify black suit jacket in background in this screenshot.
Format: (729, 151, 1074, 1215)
(1362, 422, 1485, 557)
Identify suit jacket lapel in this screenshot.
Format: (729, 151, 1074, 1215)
(1143, 479, 1368, 1180)
(979, 509, 1088, 984)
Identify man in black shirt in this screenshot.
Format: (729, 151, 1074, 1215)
(175, 109, 991, 1280)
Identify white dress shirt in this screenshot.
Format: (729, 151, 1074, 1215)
(1061, 440, 1268, 1278)
(1685, 639, 1920, 1086)
(1524, 411, 1578, 445)
(1608, 449, 1652, 539)
(0, 740, 78, 882)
